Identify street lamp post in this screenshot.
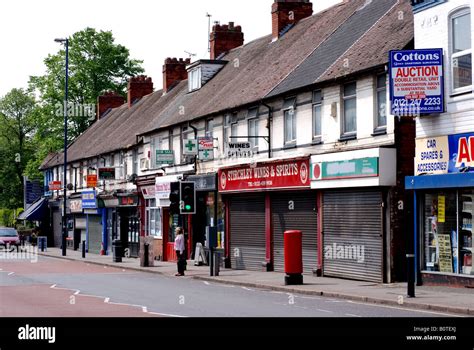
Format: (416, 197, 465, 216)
(55, 38, 69, 257)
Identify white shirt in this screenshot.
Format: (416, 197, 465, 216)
(174, 234, 185, 254)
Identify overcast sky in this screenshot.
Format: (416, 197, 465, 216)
(0, 0, 341, 96)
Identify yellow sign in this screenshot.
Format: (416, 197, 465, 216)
(438, 234, 453, 273)
(438, 196, 445, 223)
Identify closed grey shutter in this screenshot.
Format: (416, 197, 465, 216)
(230, 194, 266, 271)
(323, 190, 383, 283)
(88, 215, 102, 254)
(53, 209, 62, 248)
(272, 192, 318, 274)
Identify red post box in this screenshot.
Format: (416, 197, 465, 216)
(284, 230, 303, 285)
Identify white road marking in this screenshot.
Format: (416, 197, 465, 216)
(345, 313, 362, 317)
(242, 287, 253, 291)
(203, 281, 210, 286)
(346, 300, 464, 317)
(7, 272, 14, 276)
(315, 309, 333, 313)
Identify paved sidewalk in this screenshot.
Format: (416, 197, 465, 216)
(35, 247, 474, 316)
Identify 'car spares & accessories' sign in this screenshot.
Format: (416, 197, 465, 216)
(218, 159, 310, 193)
(415, 132, 474, 175)
(389, 49, 444, 115)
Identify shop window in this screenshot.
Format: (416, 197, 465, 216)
(450, 8, 472, 94)
(145, 199, 162, 239)
(422, 191, 473, 275)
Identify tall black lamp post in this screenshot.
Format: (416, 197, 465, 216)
(55, 37, 69, 257)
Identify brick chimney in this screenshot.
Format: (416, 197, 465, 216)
(272, 0, 313, 41)
(163, 58, 191, 93)
(210, 22, 244, 60)
(96, 91, 125, 120)
(127, 75, 154, 107)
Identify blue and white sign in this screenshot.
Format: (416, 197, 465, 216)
(389, 49, 444, 115)
(81, 190, 97, 209)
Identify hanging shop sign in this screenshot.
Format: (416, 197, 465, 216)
(312, 157, 379, 181)
(69, 199, 83, 213)
(49, 181, 62, 191)
(141, 186, 156, 200)
(183, 139, 198, 156)
(156, 150, 175, 166)
(187, 174, 216, 192)
(86, 174, 98, 188)
(218, 158, 310, 193)
(389, 49, 444, 115)
(98, 168, 116, 180)
(415, 132, 474, 175)
(198, 137, 214, 161)
(81, 190, 97, 210)
(118, 195, 138, 207)
(227, 142, 253, 158)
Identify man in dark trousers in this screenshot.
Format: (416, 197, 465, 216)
(174, 227, 186, 276)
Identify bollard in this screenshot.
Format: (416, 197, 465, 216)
(82, 241, 86, 259)
(40, 238, 45, 252)
(144, 243, 149, 267)
(407, 254, 415, 298)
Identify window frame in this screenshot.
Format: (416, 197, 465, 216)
(374, 74, 388, 133)
(449, 7, 472, 95)
(283, 97, 297, 145)
(247, 107, 259, 152)
(312, 90, 323, 143)
(341, 82, 357, 139)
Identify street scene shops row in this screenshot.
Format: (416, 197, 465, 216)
(36, 149, 412, 284)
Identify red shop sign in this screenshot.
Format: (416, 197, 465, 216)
(218, 158, 310, 193)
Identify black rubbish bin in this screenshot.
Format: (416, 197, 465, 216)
(112, 239, 122, 263)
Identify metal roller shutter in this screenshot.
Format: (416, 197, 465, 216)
(52, 209, 62, 248)
(323, 190, 383, 283)
(88, 215, 102, 254)
(230, 194, 266, 271)
(272, 192, 318, 274)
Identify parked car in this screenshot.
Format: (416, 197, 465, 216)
(0, 227, 20, 250)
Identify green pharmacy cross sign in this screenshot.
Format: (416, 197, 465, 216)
(183, 139, 198, 156)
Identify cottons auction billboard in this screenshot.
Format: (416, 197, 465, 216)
(389, 49, 445, 115)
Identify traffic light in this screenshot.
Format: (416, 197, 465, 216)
(180, 181, 196, 214)
(169, 182, 180, 215)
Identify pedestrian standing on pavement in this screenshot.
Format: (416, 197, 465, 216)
(174, 227, 186, 276)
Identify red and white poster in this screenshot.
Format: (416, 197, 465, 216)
(218, 158, 310, 193)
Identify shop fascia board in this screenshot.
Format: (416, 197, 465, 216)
(310, 147, 396, 190)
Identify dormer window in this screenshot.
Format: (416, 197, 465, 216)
(188, 66, 202, 92)
(187, 60, 227, 93)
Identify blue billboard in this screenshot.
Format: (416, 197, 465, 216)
(448, 132, 474, 173)
(81, 190, 97, 209)
(389, 49, 445, 115)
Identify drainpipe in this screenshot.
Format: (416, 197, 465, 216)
(260, 102, 273, 159)
(188, 122, 198, 175)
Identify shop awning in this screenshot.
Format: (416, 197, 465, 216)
(18, 198, 47, 221)
(406, 173, 474, 190)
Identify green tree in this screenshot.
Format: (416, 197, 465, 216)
(29, 27, 144, 140)
(0, 88, 37, 208)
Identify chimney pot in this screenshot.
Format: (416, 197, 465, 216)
(97, 91, 125, 120)
(163, 57, 189, 92)
(210, 21, 244, 60)
(127, 75, 154, 108)
(272, 0, 313, 41)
